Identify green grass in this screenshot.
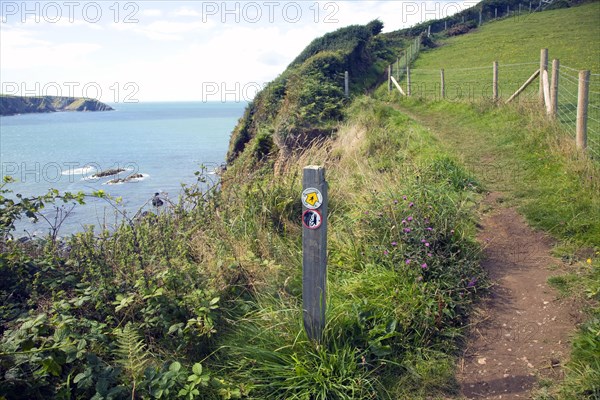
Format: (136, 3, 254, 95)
(388, 96, 600, 399)
(0, 95, 486, 399)
(217, 97, 485, 399)
(394, 2, 600, 158)
(383, 4, 600, 391)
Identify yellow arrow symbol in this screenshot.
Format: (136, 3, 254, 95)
(305, 192, 318, 206)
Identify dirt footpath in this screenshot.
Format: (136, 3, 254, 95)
(457, 192, 578, 399)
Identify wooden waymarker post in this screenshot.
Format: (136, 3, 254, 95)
(302, 166, 328, 342)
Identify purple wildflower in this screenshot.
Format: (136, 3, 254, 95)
(393, 200, 399, 204)
(407, 216, 413, 222)
(426, 227, 433, 231)
(405, 259, 411, 264)
(384, 250, 389, 256)
(401, 219, 407, 225)
(427, 253, 433, 257)
(402, 195, 407, 200)
(421, 263, 428, 269)
(391, 241, 398, 247)
(425, 242, 430, 247)
(403, 228, 411, 233)
(467, 277, 477, 288)
(409, 202, 414, 208)
(450, 229, 455, 234)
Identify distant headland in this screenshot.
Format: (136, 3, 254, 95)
(0, 95, 114, 116)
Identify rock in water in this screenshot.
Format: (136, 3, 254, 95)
(106, 173, 145, 184)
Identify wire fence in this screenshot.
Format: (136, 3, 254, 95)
(415, 0, 570, 41)
(389, 60, 600, 160)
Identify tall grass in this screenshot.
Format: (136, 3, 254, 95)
(393, 96, 600, 399)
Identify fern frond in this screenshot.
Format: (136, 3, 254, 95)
(113, 323, 149, 385)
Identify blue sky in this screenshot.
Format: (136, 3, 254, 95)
(0, 1, 474, 102)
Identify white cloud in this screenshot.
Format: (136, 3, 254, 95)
(2, 40, 101, 70)
(110, 18, 214, 41)
(170, 7, 201, 17)
(141, 9, 163, 17)
(0, 1, 475, 100)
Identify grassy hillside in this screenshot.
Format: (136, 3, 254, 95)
(0, 21, 483, 399)
(392, 1, 600, 158)
(0, 96, 487, 399)
(2, 4, 599, 399)
(378, 3, 600, 397)
(225, 20, 406, 167)
(413, 2, 600, 71)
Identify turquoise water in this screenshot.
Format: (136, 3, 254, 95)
(0, 102, 246, 236)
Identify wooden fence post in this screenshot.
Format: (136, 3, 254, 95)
(479, 9, 482, 26)
(388, 65, 392, 92)
(493, 61, 499, 101)
(550, 59, 559, 119)
(506, 69, 540, 104)
(302, 166, 328, 342)
(539, 48, 548, 106)
(440, 69, 445, 99)
(495, 8, 498, 18)
(407, 64, 411, 96)
(445, 20, 447, 31)
(576, 70, 590, 150)
(344, 71, 349, 98)
(427, 25, 431, 37)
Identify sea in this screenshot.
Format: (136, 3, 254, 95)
(0, 101, 246, 238)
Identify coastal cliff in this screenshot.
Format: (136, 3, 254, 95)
(225, 20, 399, 168)
(0, 95, 114, 116)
